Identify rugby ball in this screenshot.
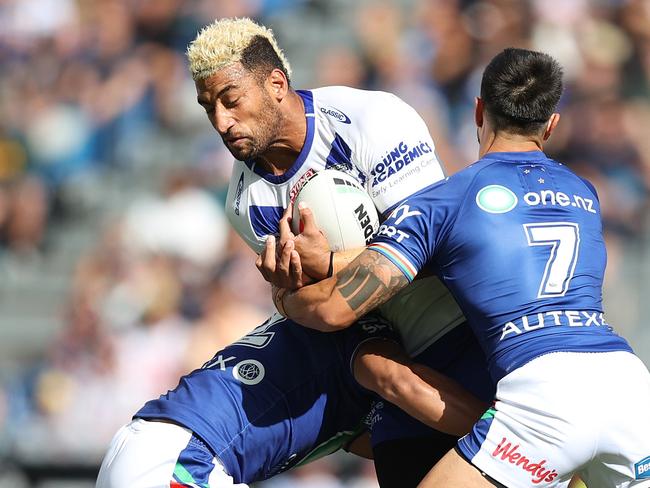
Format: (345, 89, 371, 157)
(291, 169, 379, 252)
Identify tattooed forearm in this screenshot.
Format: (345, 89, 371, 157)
(335, 250, 409, 318)
(338, 271, 384, 311)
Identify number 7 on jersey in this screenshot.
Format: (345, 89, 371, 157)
(524, 222, 580, 299)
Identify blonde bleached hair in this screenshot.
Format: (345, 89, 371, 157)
(187, 17, 292, 82)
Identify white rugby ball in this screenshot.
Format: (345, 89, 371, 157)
(291, 169, 379, 252)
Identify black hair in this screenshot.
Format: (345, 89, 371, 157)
(480, 48, 563, 135)
(240, 35, 291, 86)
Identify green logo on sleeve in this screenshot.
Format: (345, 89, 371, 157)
(476, 185, 518, 214)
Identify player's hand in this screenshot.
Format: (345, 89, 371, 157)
(277, 204, 296, 250)
(256, 235, 306, 290)
(293, 202, 332, 280)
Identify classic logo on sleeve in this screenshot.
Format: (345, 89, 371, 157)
(476, 185, 518, 214)
(320, 106, 351, 124)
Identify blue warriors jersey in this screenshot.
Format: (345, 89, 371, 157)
(135, 314, 396, 484)
(369, 151, 632, 382)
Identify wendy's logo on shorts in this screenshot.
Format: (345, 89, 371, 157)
(492, 437, 558, 484)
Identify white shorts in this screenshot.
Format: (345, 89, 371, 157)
(96, 419, 249, 488)
(458, 351, 650, 487)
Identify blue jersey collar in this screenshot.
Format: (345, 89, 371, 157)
(481, 150, 547, 162)
(244, 90, 315, 184)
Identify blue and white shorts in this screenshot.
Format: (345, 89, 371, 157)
(96, 419, 248, 488)
(458, 351, 650, 487)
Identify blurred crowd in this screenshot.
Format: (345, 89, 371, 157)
(1, 0, 650, 486)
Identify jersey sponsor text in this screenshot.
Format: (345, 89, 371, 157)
(492, 436, 558, 484)
(371, 141, 434, 187)
(500, 310, 608, 341)
(354, 203, 377, 244)
(523, 189, 596, 213)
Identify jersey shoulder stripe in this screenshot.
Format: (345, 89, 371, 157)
(368, 243, 417, 281)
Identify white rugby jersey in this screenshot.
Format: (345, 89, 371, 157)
(225, 86, 464, 354)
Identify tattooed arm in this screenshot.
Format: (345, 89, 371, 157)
(278, 248, 410, 331)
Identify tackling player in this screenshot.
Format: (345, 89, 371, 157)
(97, 17, 493, 487)
(96, 313, 457, 486)
(276, 48, 650, 487)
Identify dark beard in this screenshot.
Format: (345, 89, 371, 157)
(227, 93, 282, 161)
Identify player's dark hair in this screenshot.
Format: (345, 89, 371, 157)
(480, 48, 563, 135)
(241, 35, 291, 86)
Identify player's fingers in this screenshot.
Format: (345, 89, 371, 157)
(278, 205, 295, 246)
(262, 235, 277, 273)
(290, 250, 304, 288)
(256, 247, 270, 281)
(298, 202, 318, 234)
(278, 239, 294, 277)
(282, 202, 293, 220)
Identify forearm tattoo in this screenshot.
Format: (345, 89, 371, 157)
(335, 250, 409, 318)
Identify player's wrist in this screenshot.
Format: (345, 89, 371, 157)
(272, 285, 290, 318)
(326, 251, 335, 278)
(305, 250, 334, 281)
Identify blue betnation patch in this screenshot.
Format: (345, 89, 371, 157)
(635, 455, 650, 479)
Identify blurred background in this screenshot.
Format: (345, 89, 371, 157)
(0, 0, 649, 486)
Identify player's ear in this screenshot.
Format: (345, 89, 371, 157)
(475, 97, 484, 128)
(267, 68, 288, 102)
(542, 113, 560, 141)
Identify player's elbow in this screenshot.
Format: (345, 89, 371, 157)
(312, 304, 355, 331)
(355, 347, 418, 405)
(362, 358, 445, 422)
(381, 365, 436, 410)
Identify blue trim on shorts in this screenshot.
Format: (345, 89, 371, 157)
(457, 407, 496, 462)
(174, 434, 219, 486)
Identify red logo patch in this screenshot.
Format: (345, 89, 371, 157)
(289, 168, 316, 203)
(492, 437, 558, 484)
